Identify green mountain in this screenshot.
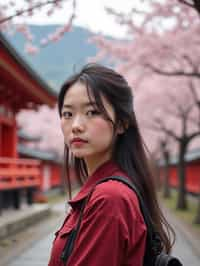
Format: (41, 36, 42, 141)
(5, 25, 99, 90)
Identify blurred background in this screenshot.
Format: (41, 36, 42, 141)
(0, 1, 199, 265)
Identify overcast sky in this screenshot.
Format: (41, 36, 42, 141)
(10, 0, 146, 38)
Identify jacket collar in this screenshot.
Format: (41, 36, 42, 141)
(68, 160, 121, 209)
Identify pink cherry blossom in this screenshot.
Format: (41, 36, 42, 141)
(24, 42, 39, 54)
(0, 0, 76, 52)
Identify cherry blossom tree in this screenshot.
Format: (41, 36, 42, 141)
(135, 74, 200, 212)
(17, 105, 64, 158)
(0, 0, 76, 54)
(178, 0, 200, 15)
(88, 0, 200, 211)
(90, 0, 200, 81)
(139, 78, 200, 217)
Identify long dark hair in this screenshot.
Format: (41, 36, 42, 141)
(58, 63, 175, 253)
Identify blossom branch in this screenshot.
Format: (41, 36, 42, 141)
(0, 1, 64, 24)
(144, 63, 200, 79)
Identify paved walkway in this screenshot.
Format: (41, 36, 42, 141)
(8, 233, 54, 266)
(7, 203, 63, 266)
(0, 203, 50, 240)
(7, 201, 199, 266)
(171, 225, 199, 266)
(172, 230, 199, 266)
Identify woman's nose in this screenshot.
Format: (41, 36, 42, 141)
(71, 115, 85, 133)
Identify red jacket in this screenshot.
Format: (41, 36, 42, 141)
(48, 160, 147, 266)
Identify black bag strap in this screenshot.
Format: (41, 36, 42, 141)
(97, 176, 158, 241)
(97, 176, 162, 260)
(61, 188, 95, 264)
(100, 176, 182, 266)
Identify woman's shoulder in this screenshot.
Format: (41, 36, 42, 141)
(88, 177, 143, 222)
(94, 178, 137, 200)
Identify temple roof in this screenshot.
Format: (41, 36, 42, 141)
(17, 130, 41, 142)
(18, 144, 61, 163)
(0, 32, 58, 111)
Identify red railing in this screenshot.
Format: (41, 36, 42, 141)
(0, 157, 41, 190)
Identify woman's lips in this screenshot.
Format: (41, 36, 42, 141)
(71, 138, 88, 146)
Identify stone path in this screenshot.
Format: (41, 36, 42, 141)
(7, 202, 200, 266)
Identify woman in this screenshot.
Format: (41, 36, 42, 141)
(48, 63, 174, 266)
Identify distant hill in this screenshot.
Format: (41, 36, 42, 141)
(5, 25, 99, 90)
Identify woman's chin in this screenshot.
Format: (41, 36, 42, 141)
(72, 151, 89, 158)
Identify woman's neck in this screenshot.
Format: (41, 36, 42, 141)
(85, 154, 112, 176)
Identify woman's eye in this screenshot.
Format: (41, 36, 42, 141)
(86, 110, 100, 117)
(62, 111, 72, 119)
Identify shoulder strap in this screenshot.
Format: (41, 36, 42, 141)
(97, 176, 155, 236)
(97, 175, 163, 258)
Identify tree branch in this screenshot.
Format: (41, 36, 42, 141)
(188, 130, 200, 140)
(178, 0, 200, 15)
(183, 55, 198, 71)
(179, 0, 194, 8)
(189, 80, 200, 106)
(189, 80, 200, 128)
(0, 0, 62, 24)
(145, 63, 200, 79)
(164, 92, 191, 119)
(147, 117, 180, 141)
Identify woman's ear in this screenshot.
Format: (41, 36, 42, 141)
(116, 121, 129, 135)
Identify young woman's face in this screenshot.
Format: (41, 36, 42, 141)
(61, 82, 116, 169)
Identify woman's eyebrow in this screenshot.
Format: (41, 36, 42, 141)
(63, 102, 97, 109)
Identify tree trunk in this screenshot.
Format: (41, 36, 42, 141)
(150, 155, 161, 190)
(60, 162, 67, 195)
(27, 187, 34, 205)
(161, 141, 171, 198)
(162, 150, 171, 198)
(0, 191, 3, 215)
(176, 143, 188, 210)
(163, 165, 171, 198)
(194, 192, 200, 224)
(13, 189, 21, 209)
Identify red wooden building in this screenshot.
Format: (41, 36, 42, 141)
(17, 130, 62, 192)
(0, 33, 60, 213)
(159, 149, 200, 194)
